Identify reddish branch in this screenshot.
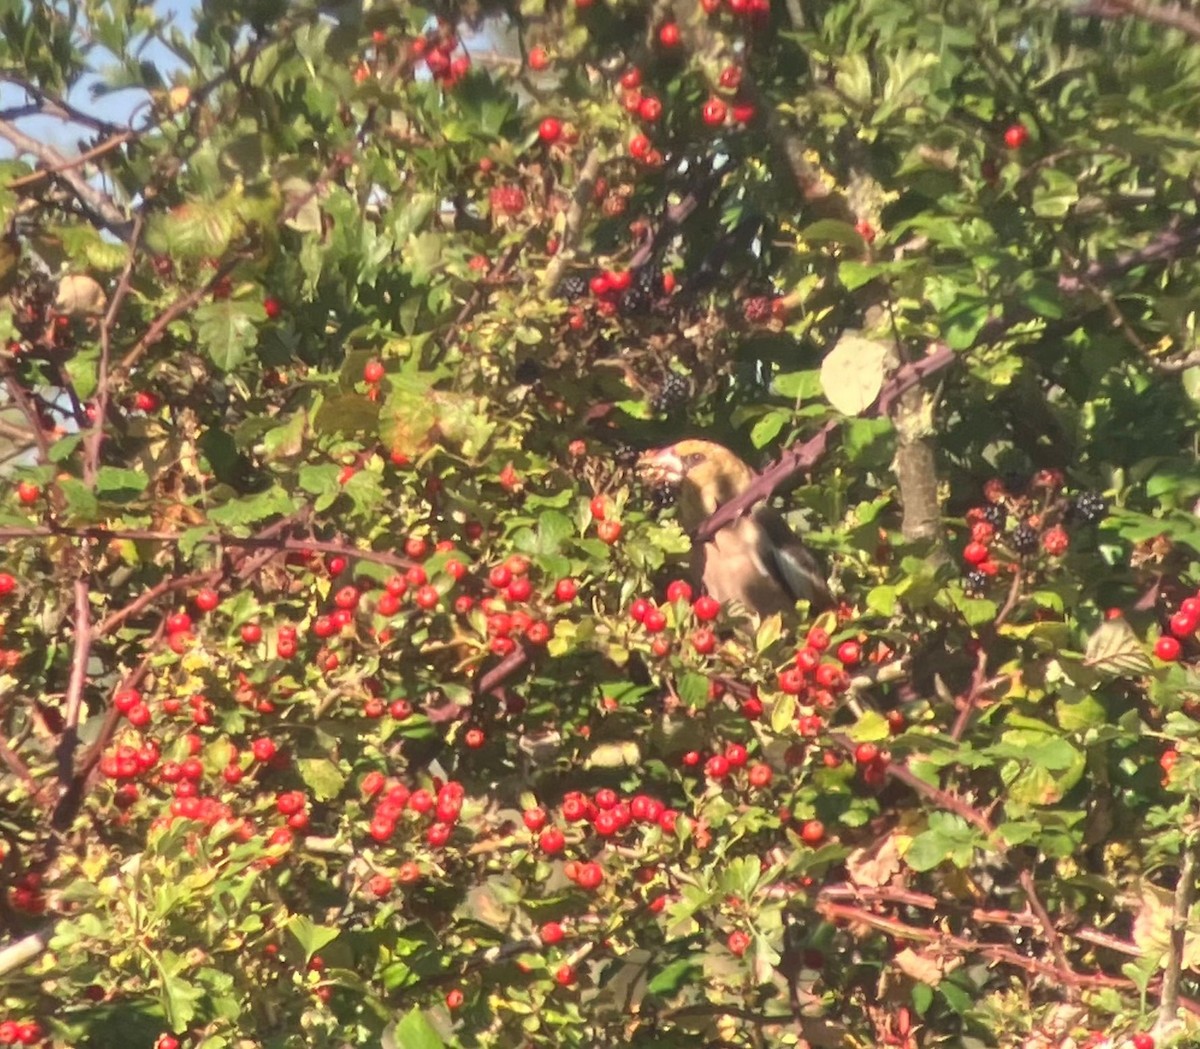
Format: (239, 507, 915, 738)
(1058, 216, 1200, 294)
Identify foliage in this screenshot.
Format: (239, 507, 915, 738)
(1, 0, 1200, 1046)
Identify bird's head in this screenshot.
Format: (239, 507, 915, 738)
(638, 440, 756, 529)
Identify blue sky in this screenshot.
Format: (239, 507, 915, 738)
(1, 0, 195, 158)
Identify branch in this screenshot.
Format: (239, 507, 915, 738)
(0, 924, 54, 979)
(1158, 810, 1200, 1036)
(1075, 0, 1200, 40)
(694, 344, 958, 544)
(542, 147, 603, 292)
(474, 644, 529, 697)
(1058, 217, 1200, 294)
(0, 120, 132, 238)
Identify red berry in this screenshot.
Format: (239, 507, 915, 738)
(251, 737, 277, 762)
(854, 742, 879, 766)
(1004, 123, 1028, 148)
(693, 594, 720, 621)
(464, 727, 485, 748)
(240, 622, 262, 644)
(555, 577, 578, 602)
(727, 930, 750, 956)
(539, 827, 565, 853)
(195, 587, 219, 612)
(963, 541, 989, 565)
(1169, 610, 1199, 638)
(541, 920, 565, 944)
(620, 67, 642, 89)
(528, 47, 550, 71)
(263, 296, 282, 319)
(666, 579, 693, 603)
(701, 97, 727, 126)
(1133, 1036, 1155, 1049)
(538, 117, 562, 144)
(747, 763, 772, 788)
(836, 640, 861, 667)
(629, 134, 651, 159)
(363, 359, 385, 383)
(1042, 525, 1069, 555)
(523, 807, 547, 832)
(800, 819, 825, 844)
(15, 481, 39, 505)
(658, 22, 681, 46)
(554, 963, 575, 986)
(1156, 636, 1182, 662)
(596, 519, 622, 544)
(638, 96, 663, 123)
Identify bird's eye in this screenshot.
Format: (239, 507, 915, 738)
(682, 452, 706, 470)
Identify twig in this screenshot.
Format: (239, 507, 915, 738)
(116, 258, 240, 375)
(54, 577, 91, 787)
(542, 147, 603, 292)
(474, 644, 529, 697)
(1158, 807, 1200, 1036)
(950, 645, 990, 742)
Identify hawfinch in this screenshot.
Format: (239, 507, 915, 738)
(638, 439, 832, 619)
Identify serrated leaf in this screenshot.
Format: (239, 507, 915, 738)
(195, 299, 265, 371)
(1083, 618, 1154, 675)
(296, 757, 346, 802)
(207, 487, 294, 527)
(392, 1007, 445, 1049)
(94, 466, 148, 502)
(58, 477, 99, 521)
(287, 915, 339, 961)
(821, 333, 892, 416)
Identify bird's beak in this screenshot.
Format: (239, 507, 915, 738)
(637, 446, 684, 485)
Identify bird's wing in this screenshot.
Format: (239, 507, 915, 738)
(750, 505, 833, 610)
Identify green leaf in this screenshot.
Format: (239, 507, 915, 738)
(391, 1007, 445, 1049)
(286, 915, 340, 962)
(207, 487, 295, 528)
(296, 757, 346, 802)
(94, 467, 148, 503)
(647, 957, 702, 995)
(58, 477, 99, 522)
(195, 299, 265, 371)
(769, 692, 796, 734)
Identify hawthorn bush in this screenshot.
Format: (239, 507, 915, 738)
(2, 0, 1200, 1046)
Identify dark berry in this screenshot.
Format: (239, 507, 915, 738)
(619, 287, 651, 315)
(963, 570, 988, 597)
(981, 503, 1007, 531)
(1011, 521, 1039, 555)
(1071, 490, 1108, 524)
(557, 274, 591, 302)
(652, 372, 691, 414)
(514, 359, 541, 385)
(614, 442, 640, 467)
(632, 264, 662, 297)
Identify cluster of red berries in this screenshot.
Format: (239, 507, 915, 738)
(7, 871, 46, 916)
(525, 788, 680, 857)
(1154, 588, 1200, 663)
(698, 0, 772, 21)
(961, 471, 1108, 596)
(628, 578, 723, 658)
(776, 626, 857, 700)
(0, 1020, 43, 1046)
(363, 773, 465, 850)
(409, 29, 470, 86)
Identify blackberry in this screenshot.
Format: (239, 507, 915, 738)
(614, 442, 640, 467)
(556, 273, 590, 302)
(652, 372, 691, 414)
(1011, 521, 1039, 555)
(514, 359, 541, 385)
(619, 287, 651, 315)
(981, 503, 1007, 531)
(964, 570, 989, 597)
(632, 264, 662, 297)
(1072, 490, 1108, 524)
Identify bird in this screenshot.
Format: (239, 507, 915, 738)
(637, 439, 832, 619)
